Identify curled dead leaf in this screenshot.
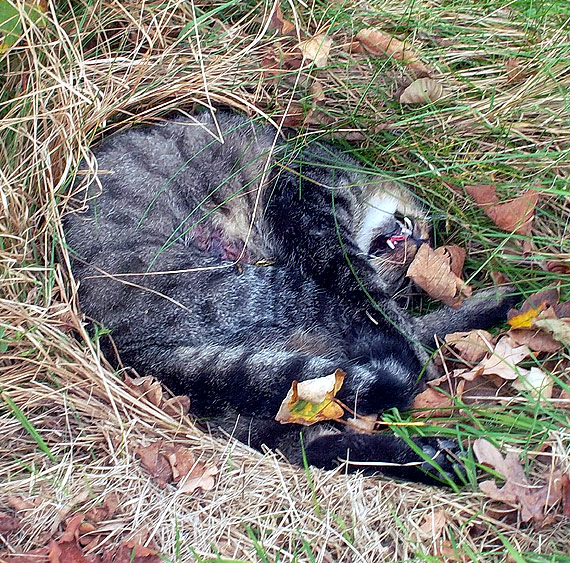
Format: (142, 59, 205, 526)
(356, 28, 432, 75)
(275, 369, 345, 426)
(269, 3, 295, 36)
(400, 78, 444, 104)
(407, 243, 472, 308)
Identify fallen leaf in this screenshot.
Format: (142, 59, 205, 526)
(125, 375, 163, 407)
(135, 440, 173, 486)
(477, 336, 531, 380)
(297, 34, 332, 67)
(545, 260, 570, 275)
(445, 330, 493, 363)
(84, 493, 119, 524)
(400, 78, 444, 104)
(466, 185, 540, 235)
(535, 318, 570, 347)
(511, 366, 553, 399)
(178, 463, 219, 494)
(356, 28, 432, 75)
(562, 474, 570, 518)
(0, 513, 20, 533)
(5, 495, 39, 511)
(416, 509, 447, 540)
(162, 395, 191, 418)
(473, 439, 564, 524)
(465, 184, 498, 206)
(508, 305, 545, 329)
(412, 387, 453, 417)
(166, 447, 196, 483)
(275, 369, 345, 426)
(508, 328, 561, 353)
(269, 2, 295, 36)
(407, 243, 472, 308)
(435, 540, 469, 562)
(60, 513, 85, 543)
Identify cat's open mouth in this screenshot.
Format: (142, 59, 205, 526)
(369, 216, 414, 255)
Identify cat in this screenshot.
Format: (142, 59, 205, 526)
(64, 111, 517, 485)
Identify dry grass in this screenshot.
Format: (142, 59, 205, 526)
(1, 0, 569, 561)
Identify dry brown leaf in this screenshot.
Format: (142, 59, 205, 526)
(135, 440, 173, 486)
(466, 185, 540, 235)
(0, 513, 20, 534)
(162, 395, 191, 418)
(275, 369, 345, 426)
(407, 243, 472, 308)
(5, 495, 40, 511)
(545, 260, 570, 275)
(166, 447, 196, 483)
(297, 34, 332, 67)
(400, 78, 444, 104)
(269, 3, 295, 36)
(445, 330, 493, 363)
(473, 439, 564, 524)
(84, 493, 119, 524)
(416, 509, 447, 539)
(477, 336, 531, 380)
(535, 318, 570, 347)
(356, 28, 432, 75)
(178, 463, 219, 494)
(125, 375, 163, 407)
(508, 328, 561, 353)
(412, 387, 453, 417)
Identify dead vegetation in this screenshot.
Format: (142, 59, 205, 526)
(1, 0, 569, 561)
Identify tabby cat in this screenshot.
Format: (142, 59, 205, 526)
(64, 111, 516, 484)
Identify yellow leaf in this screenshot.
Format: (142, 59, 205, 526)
(275, 369, 345, 426)
(507, 304, 544, 329)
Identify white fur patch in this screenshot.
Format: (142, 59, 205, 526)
(356, 193, 402, 253)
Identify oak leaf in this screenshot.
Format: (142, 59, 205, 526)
(407, 243, 472, 308)
(473, 439, 565, 524)
(177, 463, 219, 494)
(275, 369, 345, 426)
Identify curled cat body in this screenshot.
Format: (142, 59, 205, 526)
(64, 111, 516, 484)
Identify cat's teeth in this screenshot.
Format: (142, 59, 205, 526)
(386, 239, 396, 250)
(404, 217, 413, 231)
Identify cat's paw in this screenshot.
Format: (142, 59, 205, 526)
(417, 437, 465, 485)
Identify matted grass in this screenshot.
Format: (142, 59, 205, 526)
(1, 0, 569, 561)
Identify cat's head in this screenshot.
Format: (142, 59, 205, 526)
(355, 186, 431, 296)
